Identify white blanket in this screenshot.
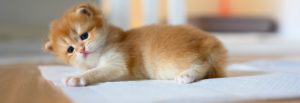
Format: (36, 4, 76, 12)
(39, 60, 300, 103)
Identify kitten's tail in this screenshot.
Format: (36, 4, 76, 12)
(205, 47, 227, 78)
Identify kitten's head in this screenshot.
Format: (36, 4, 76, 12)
(44, 3, 105, 65)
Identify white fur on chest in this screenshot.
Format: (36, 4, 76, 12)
(96, 48, 126, 69)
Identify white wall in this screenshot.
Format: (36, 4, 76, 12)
(279, 0, 300, 40)
(109, 0, 130, 30)
(167, 0, 187, 25)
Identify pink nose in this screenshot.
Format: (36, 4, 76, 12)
(79, 46, 86, 53)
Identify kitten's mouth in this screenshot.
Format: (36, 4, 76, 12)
(82, 52, 90, 58)
(79, 47, 92, 58)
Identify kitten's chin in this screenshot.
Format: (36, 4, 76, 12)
(82, 53, 90, 58)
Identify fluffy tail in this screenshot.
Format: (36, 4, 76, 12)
(205, 46, 227, 78)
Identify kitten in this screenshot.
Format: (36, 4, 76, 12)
(44, 3, 227, 86)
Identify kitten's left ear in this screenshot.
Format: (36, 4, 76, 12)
(43, 41, 53, 53)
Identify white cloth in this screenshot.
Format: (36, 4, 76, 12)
(39, 60, 300, 103)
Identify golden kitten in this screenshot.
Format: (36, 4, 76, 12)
(44, 3, 227, 86)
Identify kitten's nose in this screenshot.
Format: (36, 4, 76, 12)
(79, 46, 86, 53)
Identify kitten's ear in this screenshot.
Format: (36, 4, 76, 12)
(43, 41, 53, 52)
(75, 4, 96, 16)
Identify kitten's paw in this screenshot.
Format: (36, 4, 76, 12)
(63, 75, 87, 87)
(175, 74, 195, 84)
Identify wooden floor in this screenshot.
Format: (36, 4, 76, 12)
(0, 64, 72, 103)
(0, 55, 300, 103)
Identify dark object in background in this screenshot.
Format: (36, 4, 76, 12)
(189, 17, 277, 33)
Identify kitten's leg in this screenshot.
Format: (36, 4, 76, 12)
(175, 63, 209, 84)
(63, 67, 128, 86)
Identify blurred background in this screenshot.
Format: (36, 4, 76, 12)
(0, 0, 300, 63)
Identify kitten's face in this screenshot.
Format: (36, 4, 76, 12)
(44, 4, 105, 65)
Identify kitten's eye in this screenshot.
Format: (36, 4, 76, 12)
(67, 46, 74, 53)
(80, 32, 89, 40)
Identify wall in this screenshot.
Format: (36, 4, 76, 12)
(128, 0, 280, 28)
(0, 0, 285, 39)
(0, 0, 99, 41)
(279, 0, 300, 39)
(185, 0, 280, 17)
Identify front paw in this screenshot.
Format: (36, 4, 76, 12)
(63, 75, 87, 87)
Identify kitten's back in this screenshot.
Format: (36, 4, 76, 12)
(122, 25, 227, 79)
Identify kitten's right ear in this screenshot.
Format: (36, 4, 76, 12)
(43, 41, 53, 52)
(75, 3, 96, 16)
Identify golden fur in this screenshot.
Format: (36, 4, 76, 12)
(44, 3, 227, 86)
